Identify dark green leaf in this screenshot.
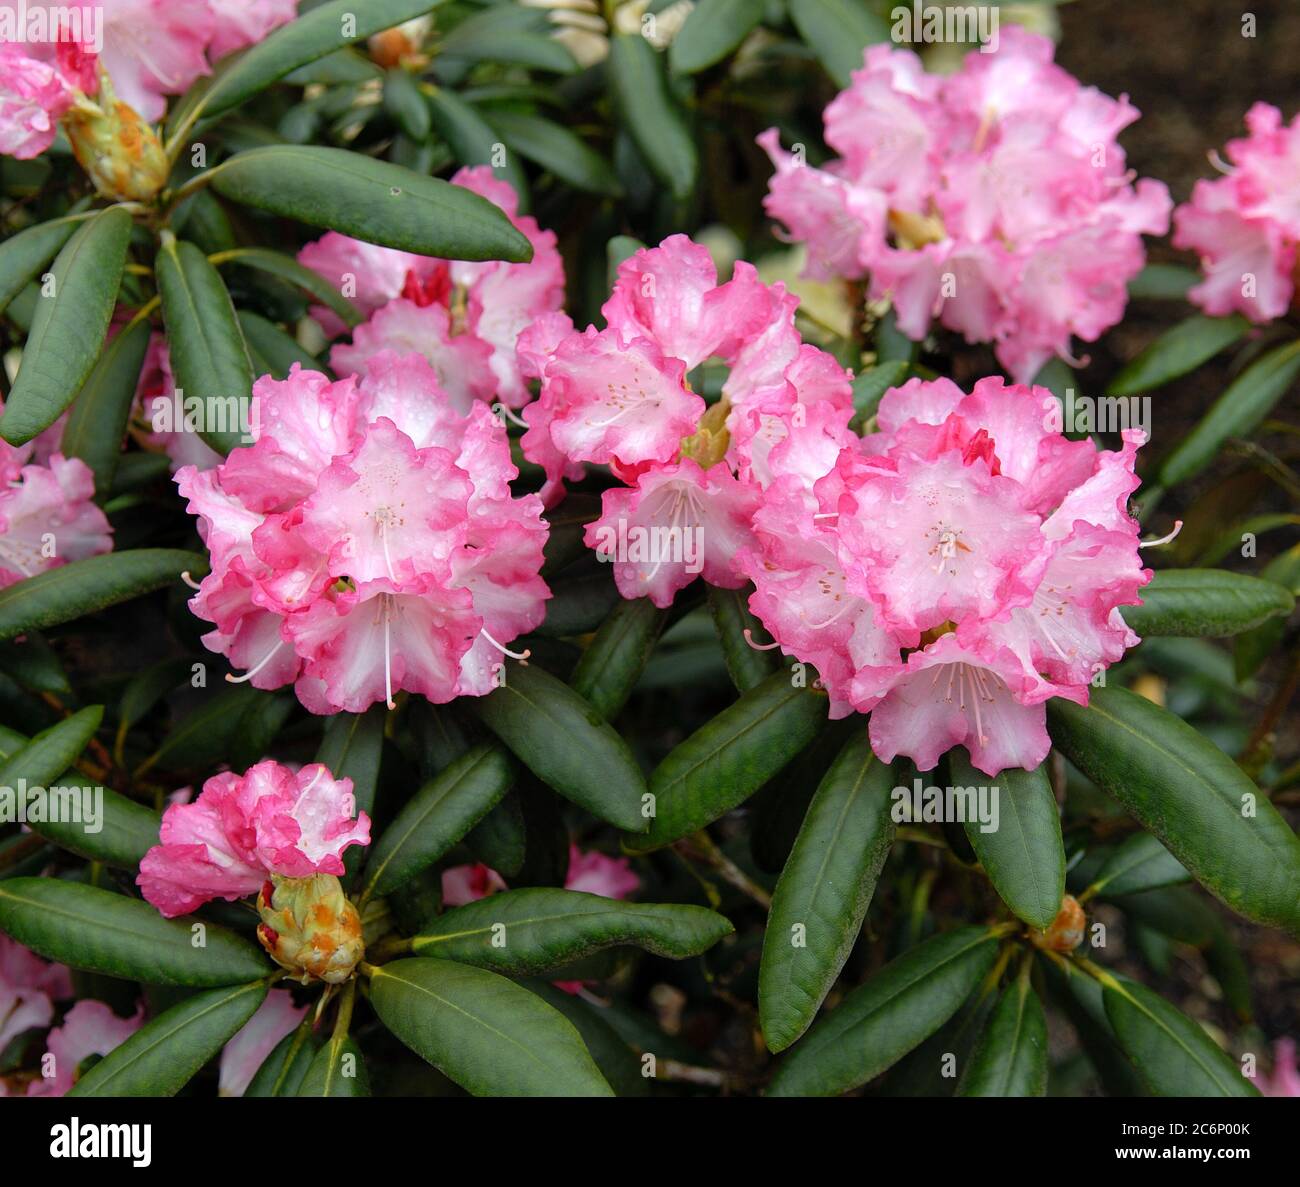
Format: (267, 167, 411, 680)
(236, 310, 320, 379)
(608, 34, 697, 201)
(1121, 569, 1295, 637)
(1160, 339, 1300, 487)
(245, 1020, 320, 1096)
(957, 974, 1048, 1097)
(69, 981, 267, 1097)
(0, 207, 131, 445)
(210, 146, 532, 261)
(760, 734, 896, 1052)
(1048, 685, 1300, 936)
(471, 664, 647, 831)
(486, 110, 622, 197)
(212, 246, 362, 328)
(409, 887, 733, 973)
(424, 88, 529, 201)
(383, 68, 431, 140)
(0, 550, 205, 642)
(1090, 832, 1189, 898)
(951, 750, 1064, 930)
(361, 742, 514, 900)
(1107, 315, 1250, 396)
(670, 0, 766, 74)
(628, 670, 826, 851)
(0, 209, 88, 314)
(1102, 974, 1256, 1096)
(570, 597, 667, 719)
(767, 926, 1002, 1096)
(0, 878, 270, 985)
(708, 585, 777, 692)
(0, 705, 101, 789)
(788, 0, 889, 87)
(297, 1035, 369, 1097)
(155, 236, 254, 455)
(60, 316, 150, 495)
(368, 957, 613, 1096)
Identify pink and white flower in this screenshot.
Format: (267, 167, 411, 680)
(0, 419, 112, 587)
(305, 167, 565, 409)
(137, 759, 371, 917)
(0, 935, 72, 1054)
(177, 352, 549, 714)
(24, 1000, 144, 1096)
(759, 30, 1171, 381)
(1174, 103, 1300, 322)
(737, 376, 1154, 775)
(523, 234, 854, 606)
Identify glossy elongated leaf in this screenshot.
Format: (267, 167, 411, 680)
(951, 750, 1064, 930)
(471, 664, 647, 831)
(0, 208, 88, 313)
(245, 1021, 320, 1096)
(1107, 314, 1250, 396)
(670, 0, 765, 74)
(210, 146, 532, 261)
(1121, 569, 1294, 636)
(608, 34, 697, 200)
(361, 742, 514, 900)
(628, 671, 826, 852)
(424, 88, 529, 200)
(0, 705, 101, 789)
(368, 957, 614, 1096)
(155, 237, 254, 455)
(384, 67, 431, 140)
(409, 888, 733, 973)
(0, 207, 131, 445)
(211, 246, 362, 328)
(236, 310, 320, 379)
(957, 975, 1048, 1097)
(522, 980, 649, 1096)
(60, 316, 150, 495)
(24, 778, 160, 870)
(1090, 832, 1189, 898)
(1048, 685, 1300, 936)
(438, 5, 574, 73)
(0, 633, 69, 695)
(570, 597, 667, 719)
(1160, 339, 1300, 486)
(767, 926, 1002, 1096)
(297, 1035, 369, 1097)
(788, 0, 889, 87)
(194, 0, 446, 122)
(0, 550, 205, 642)
(0, 878, 270, 985)
(1044, 961, 1148, 1097)
(69, 981, 267, 1097)
(1102, 975, 1256, 1096)
(1235, 543, 1300, 680)
(316, 706, 386, 823)
(486, 110, 622, 197)
(708, 585, 777, 692)
(760, 735, 896, 1052)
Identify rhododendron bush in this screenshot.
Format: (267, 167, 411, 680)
(0, 0, 1299, 1113)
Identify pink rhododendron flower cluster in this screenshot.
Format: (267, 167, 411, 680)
(521, 234, 856, 607)
(0, 405, 112, 587)
(137, 759, 371, 918)
(302, 166, 566, 409)
(0, 934, 71, 1053)
(177, 354, 549, 714)
(1173, 103, 1300, 323)
(759, 29, 1171, 381)
(0, 0, 297, 146)
(736, 376, 1155, 776)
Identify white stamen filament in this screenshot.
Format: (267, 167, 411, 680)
(383, 604, 396, 709)
(481, 627, 531, 662)
(180, 570, 203, 590)
(743, 628, 780, 652)
(1139, 519, 1183, 549)
(226, 639, 285, 683)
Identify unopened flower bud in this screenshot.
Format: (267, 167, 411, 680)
(257, 873, 364, 984)
(1029, 893, 1086, 953)
(63, 71, 168, 203)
